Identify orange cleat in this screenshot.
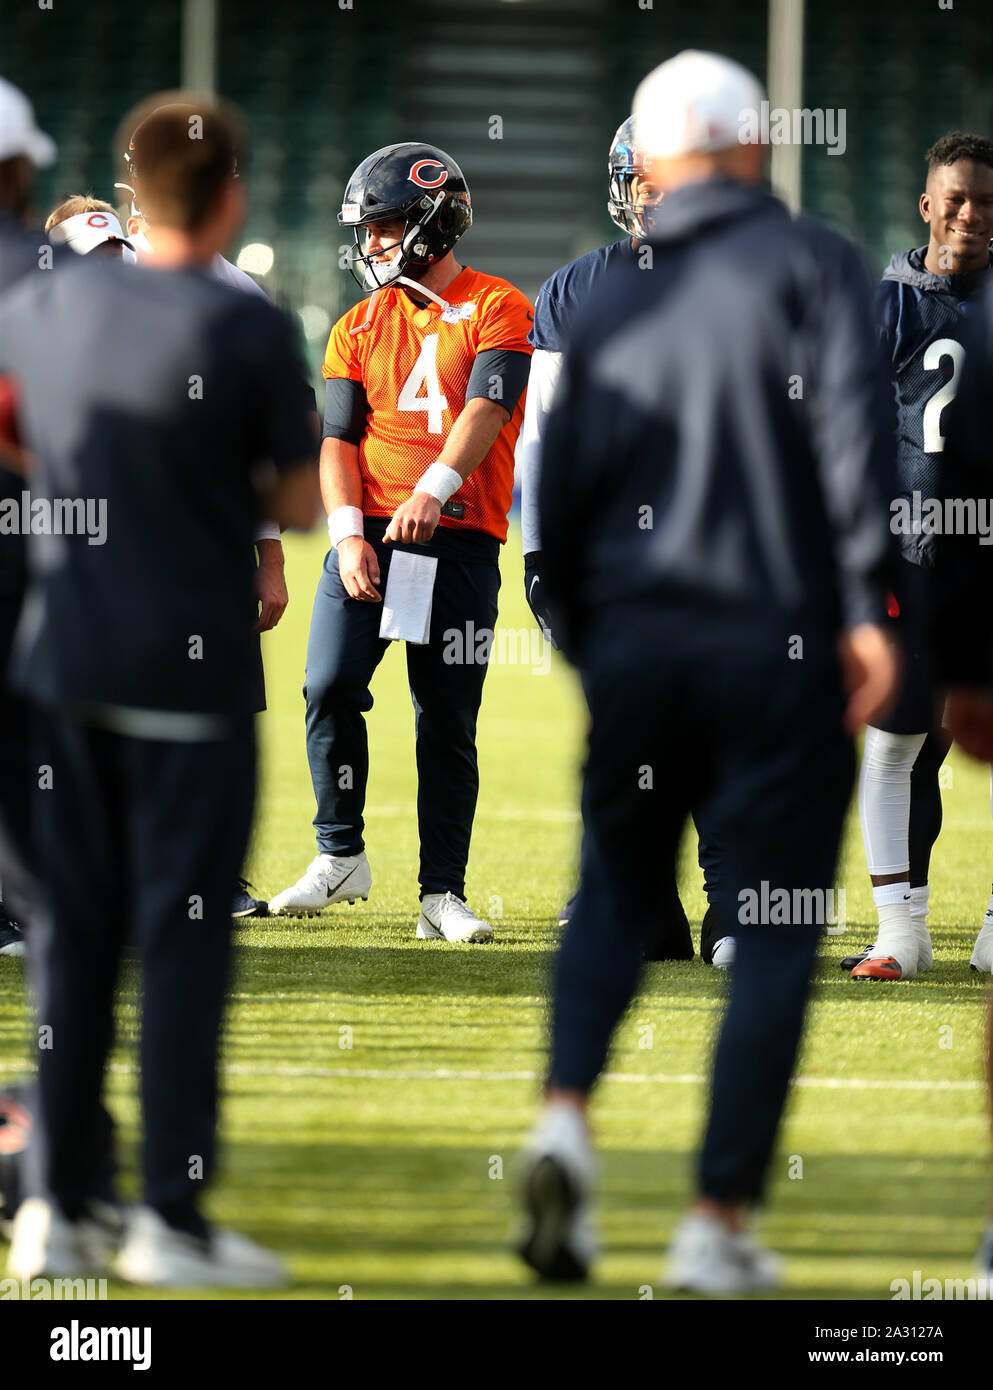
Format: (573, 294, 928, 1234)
(851, 954, 905, 981)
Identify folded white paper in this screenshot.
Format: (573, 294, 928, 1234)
(379, 551, 438, 644)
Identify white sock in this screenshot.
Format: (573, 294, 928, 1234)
(910, 884, 929, 922)
(984, 885, 993, 922)
(871, 881, 917, 977)
(909, 886, 933, 969)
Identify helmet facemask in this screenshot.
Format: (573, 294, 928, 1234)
(607, 116, 662, 241)
(607, 165, 663, 240)
(342, 193, 446, 293)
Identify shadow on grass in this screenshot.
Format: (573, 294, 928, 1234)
(41, 1142, 986, 1302)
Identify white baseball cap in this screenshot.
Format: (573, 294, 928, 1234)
(0, 77, 56, 167)
(633, 50, 766, 160)
(48, 209, 133, 255)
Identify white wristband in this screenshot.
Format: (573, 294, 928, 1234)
(414, 461, 463, 504)
(254, 521, 281, 544)
(328, 505, 364, 548)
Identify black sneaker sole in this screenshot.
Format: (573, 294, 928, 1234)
(232, 903, 269, 919)
(840, 948, 872, 971)
(519, 1155, 588, 1282)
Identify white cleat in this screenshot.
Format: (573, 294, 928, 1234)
(268, 852, 371, 916)
(6, 1197, 118, 1279)
(416, 891, 493, 943)
(114, 1206, 289, 1289)
(518, 1103, 597, 1282)
(711, 936, 735, 970)
(666, 1209, 782, 1295)
(971, 917, 993, 974)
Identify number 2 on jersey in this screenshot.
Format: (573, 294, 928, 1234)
(922, 337, 965, 454)
(398, 334, 448, 434)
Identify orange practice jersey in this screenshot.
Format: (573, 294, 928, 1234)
(322, 266, 533, 542)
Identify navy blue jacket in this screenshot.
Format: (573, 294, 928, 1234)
(875, 247, 991, 568)
(538, 179, 899, 666)
(530, 238, 635, 353)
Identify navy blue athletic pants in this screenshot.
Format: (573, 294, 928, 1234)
(550, 605, 853, 1205)
(303, 539, 500, 898)
(27, 709, 255, 1235)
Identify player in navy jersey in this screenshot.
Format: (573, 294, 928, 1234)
(848, 133, 993, 981)
(518, 118, 725, 963)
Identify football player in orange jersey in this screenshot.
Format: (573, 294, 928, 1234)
(270, 144, 533, 940)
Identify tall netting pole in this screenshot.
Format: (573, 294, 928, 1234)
(767, 0, 805, 212)
(182, 0, 217, 97)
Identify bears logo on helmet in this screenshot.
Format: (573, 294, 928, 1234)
(408, 159, 449, 189)
(337, 142, 471, 293)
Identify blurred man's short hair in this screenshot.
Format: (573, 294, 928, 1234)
(116, 92, 246, 233)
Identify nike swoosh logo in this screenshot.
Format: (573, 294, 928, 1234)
(528, 576, 539, 602)
(328, 866, 357, 898)
(526, 311, 534, 321)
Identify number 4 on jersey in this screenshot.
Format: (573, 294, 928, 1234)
(398, 334, 448, 434)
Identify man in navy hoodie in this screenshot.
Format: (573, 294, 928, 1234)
(849, 132, 993, 981)
(515, 50, 899, 1293)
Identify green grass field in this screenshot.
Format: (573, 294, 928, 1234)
(2, 521, 991, 1301)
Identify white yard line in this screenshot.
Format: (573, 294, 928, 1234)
(2, 1060, 976, 1090)
(364, 806, 581, 822)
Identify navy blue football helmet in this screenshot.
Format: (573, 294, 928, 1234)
(338, 142, 472, 292)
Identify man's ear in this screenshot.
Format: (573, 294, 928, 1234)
(919, 191, 931, 225)
(126, 216, 141, 237)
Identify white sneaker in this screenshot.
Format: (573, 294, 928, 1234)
(712, 937, 735, 970)
(416, 891, 493, 943)
(114, 1206, 289, 1289)
(518, 1103, 597, 1281)
(971, 917, 993, 974)
(268, 851, 371, 915)
(6, 1197, 117, 1278)
(666, 1209, 782, 1295)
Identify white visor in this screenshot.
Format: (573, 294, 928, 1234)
(48, 210, 133, 255)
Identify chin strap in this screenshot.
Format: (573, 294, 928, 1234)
(395, 276, 451, 311)
(348, 289, 384, 336)
(348, 275, 451, 336)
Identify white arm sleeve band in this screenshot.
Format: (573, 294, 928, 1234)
(254, 521, 281, 544)
(516, 348, 563, 556)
